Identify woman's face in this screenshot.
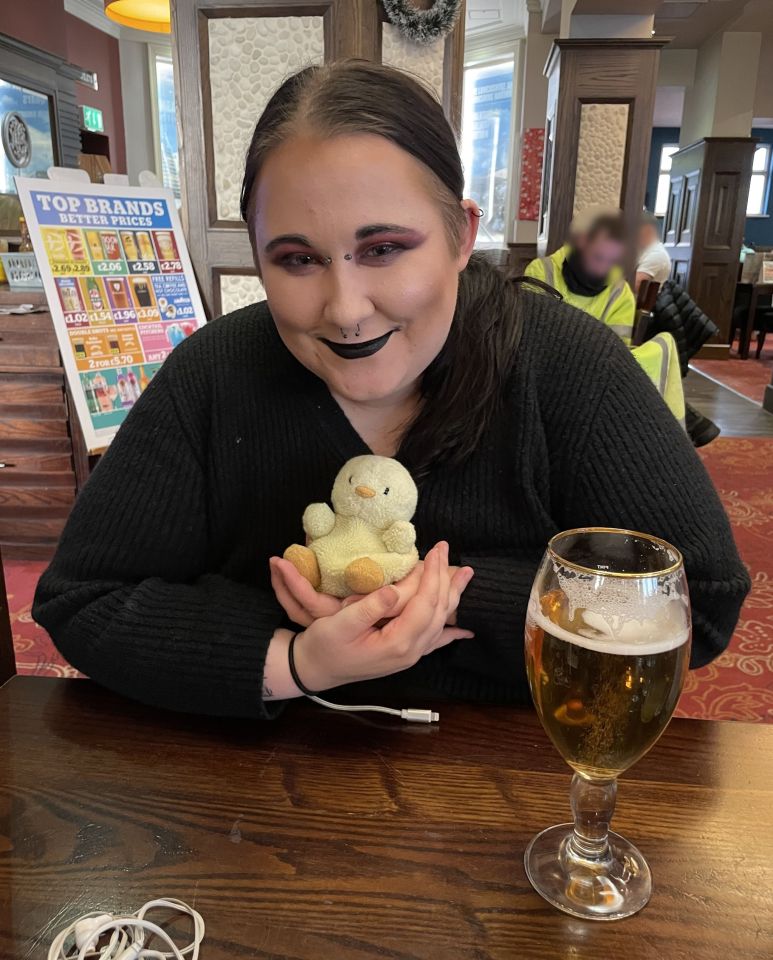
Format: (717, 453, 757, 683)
(251, 132, 479, 405)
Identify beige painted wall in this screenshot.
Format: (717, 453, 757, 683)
(754, 35, 773, 119)
(679, 31, 722, 145)
(680, 31, 761, 145)
(657, 49, 696, 88)
(713, 32, 761, 136)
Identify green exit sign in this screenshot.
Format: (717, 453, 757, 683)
(82, 105, 104, 133)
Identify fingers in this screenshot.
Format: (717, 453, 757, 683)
(269, 557, 313, 627)
(269, 557, 342, 626)
(335, 584, 400, 634)
(387, 544, 443, 641)
(447, 566, 474, 626)
(427, 625, 475, 654)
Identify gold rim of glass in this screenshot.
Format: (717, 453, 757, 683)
(547, 526, 684, 579)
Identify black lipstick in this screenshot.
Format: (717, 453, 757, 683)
(320, 330, 395, 359)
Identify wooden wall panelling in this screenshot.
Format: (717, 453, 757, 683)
(663, 137, 756, 357)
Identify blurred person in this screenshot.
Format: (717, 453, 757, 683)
(525, 209, 636, 344)
(636, 211, 671, 293)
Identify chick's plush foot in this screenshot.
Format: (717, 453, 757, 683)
(283, 544, 322, 590)
(345, 557, 386, 595)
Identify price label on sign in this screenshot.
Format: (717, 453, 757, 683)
(160, 259, 183, 273)
(113, 308, 137, 322)
(52, 262, 90, 275)
(130, 260, 157, 274)
(96, 261, 124, 275)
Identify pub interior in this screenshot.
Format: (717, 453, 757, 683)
(1, 0, 772, 956)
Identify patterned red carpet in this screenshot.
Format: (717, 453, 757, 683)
(5, 437, 773, 720)
(692, 343, 772, 405)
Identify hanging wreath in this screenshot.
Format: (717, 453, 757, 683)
(381, 0, 463, 45)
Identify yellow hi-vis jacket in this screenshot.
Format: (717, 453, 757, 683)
(524, 245, 685, 427)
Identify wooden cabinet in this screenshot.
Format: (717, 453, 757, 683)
(662, 137, 756, 357)
(0, 286, 88, 560)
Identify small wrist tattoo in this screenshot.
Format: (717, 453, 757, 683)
(262, 682, 273, 699)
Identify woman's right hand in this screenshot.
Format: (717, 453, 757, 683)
(291, 543, 475, 692)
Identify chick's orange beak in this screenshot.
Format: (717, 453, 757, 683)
(355, 485, 376, 499)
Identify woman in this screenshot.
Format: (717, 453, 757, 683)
(33, 61, 749, 718)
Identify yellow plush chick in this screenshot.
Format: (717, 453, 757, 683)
(283, 455, 419, 598)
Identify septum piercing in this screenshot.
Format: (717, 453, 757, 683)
(340, 324, 361, 339)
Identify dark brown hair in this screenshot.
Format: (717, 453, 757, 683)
(586, 213, 628, 245)
(240, 59, 522, 481)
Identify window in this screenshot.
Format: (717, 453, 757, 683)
(148, 46, 180, 200)
(747, 145, 771, 217)
(654, 144, 678, 217)
(0, 78, 56, 233)
(461, 47, 518, 247)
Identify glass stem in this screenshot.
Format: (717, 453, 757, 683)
(566, 773, 617, 863)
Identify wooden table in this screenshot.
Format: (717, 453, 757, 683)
(1, 677, 772, 959)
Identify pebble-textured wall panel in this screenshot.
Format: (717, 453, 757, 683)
(381, 24, 444, 102)
(573, 102, 629, 217)
(219, 274, 267, 316)
(208, 16, 325, 222)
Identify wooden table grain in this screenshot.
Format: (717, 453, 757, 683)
(1, 677, 772, 960)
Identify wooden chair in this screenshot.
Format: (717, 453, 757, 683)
(0, 545, 16, 685)
(632, 278, 660, 347)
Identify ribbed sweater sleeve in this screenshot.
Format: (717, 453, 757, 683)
(32, 337, 285, 718)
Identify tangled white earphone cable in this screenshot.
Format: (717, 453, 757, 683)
(47, 898, 205, 960)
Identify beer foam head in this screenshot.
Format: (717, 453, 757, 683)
(530, 566, 690, 656)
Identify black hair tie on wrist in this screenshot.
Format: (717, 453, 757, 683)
(288, 632, 318, 696)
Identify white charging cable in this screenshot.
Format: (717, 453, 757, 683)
(307, 694, 439, 723)
(47, 898, 205, 960)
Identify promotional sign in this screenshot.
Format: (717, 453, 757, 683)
(15, 177, 207, 453)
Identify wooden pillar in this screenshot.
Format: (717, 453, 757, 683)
(662, 138, 756, 359)
(539, 38, 666, 265)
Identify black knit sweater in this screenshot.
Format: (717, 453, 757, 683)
(32, 293, 750, 717)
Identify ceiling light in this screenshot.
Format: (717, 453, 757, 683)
(104, 0, 170, 33)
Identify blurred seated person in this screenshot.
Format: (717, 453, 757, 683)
(636, 211, 671, 293)
(525, 208, 636, 344)
(526, 209, 684, 425)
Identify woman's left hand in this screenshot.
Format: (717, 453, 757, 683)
(269, 556, 343, 627)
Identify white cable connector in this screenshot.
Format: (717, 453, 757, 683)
(47, 898, 205, 960)
(307, 694, 439, 722)
(400, 708, 439, 723)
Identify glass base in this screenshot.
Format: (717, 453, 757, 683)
(524, 823, 652, 921)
